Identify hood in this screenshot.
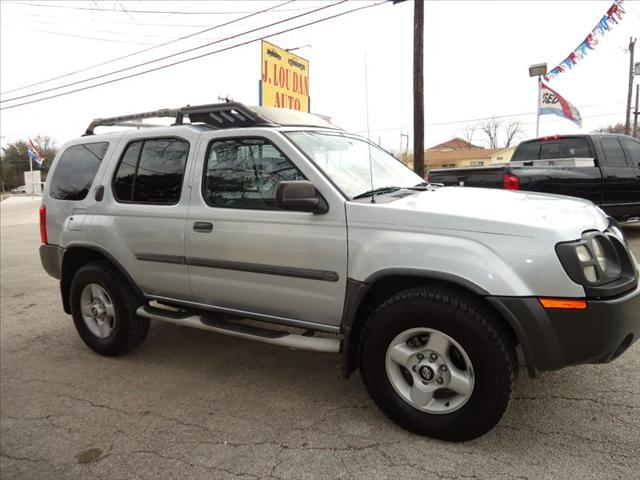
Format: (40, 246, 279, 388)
(348, 187, 608, 239)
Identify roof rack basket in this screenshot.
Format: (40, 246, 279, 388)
(84, 102, 274, 135)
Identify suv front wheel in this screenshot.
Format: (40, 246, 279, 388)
(70, 261, 149, 356)
(359, 286, 517, 441)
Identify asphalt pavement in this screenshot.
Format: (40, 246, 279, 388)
(1, 196, 639, 480)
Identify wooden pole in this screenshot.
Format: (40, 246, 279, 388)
(413, 0, 425, 177)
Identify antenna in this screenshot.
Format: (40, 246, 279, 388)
(364, 53, 375, 203)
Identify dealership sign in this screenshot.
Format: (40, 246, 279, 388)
(260, 40, 310, 112)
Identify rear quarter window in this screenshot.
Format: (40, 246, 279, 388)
(48, 142, 109, 200)
(512, 141, 540, 161)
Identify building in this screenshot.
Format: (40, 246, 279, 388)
(424, 137, 516, 171)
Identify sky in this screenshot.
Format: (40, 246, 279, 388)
(1, 0, 639, 154)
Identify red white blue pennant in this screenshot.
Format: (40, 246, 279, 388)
(545, 0, 626, 82)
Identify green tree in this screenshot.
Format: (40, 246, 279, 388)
(0, 136, 57, 191)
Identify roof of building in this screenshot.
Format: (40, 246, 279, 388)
(426, 137, 483, 151)
(490, 146, 517, 157)
(425, 148, 501, 166)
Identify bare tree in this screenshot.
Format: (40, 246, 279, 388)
(593, 123, 626, 135)
(461, 124, 477, 147)
(479, 117, 501, 148)
(503, 120, 524, 147)
(467, 118, 525, 148)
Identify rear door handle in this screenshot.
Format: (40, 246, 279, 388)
(193, 221, 213, 233)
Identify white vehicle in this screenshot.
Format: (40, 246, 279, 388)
(40, 103, 640, 441)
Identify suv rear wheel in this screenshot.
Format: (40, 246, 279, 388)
(359, 286, 516, 441)
(70, 261, 149, 356)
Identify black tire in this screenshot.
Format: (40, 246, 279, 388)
(70, 260, 149, 356)
(359, 286, 517, 441)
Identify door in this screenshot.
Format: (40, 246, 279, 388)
(600, 137, 640, 216)
(185, 130, 348, 329)
(92, 132, 196, 300)
(618, 137, 640, 216)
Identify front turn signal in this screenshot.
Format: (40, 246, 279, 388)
(539, 298, 587, 310)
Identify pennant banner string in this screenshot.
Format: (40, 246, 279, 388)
(545, 0, 626, 81)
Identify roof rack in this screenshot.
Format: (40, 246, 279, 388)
(84, 102, 275, 135)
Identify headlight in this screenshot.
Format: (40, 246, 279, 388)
(556, 231, 637, 297)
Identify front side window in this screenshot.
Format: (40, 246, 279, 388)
(203, 137, 305, 210)
(285, 131, 422, 198)
(113, 138, 189, 204)
(621, 138, 640, 163)
(49, 142, 109, 200)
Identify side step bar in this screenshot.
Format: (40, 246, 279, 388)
(136, 306, 341, 353)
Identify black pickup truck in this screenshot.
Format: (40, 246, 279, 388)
(427, 134, 640, 220)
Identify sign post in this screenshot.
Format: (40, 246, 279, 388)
(260, 40, 310, 112)
(528, 63, 548, 137)
(536, 76, 542, 137)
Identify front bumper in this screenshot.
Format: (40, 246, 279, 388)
(488, 281, 640, 377)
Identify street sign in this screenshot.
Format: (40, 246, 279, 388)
(260, 40, 310, 112)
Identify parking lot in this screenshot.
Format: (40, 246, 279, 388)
(1, 195, 639, 480)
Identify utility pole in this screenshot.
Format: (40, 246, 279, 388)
(413, 0, 425, 177)
(634, 83, 639, 138)
(625, 37, 636, 135)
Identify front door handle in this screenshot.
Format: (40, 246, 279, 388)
(193, 221, 213, 233)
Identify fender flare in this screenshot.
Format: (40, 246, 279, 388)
(60, 242, 145, 312)
(340, 268, 490, 378)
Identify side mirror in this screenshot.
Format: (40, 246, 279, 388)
(275, 180, 328, 214)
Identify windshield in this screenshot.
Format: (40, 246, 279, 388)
(285, 131, 423, 199)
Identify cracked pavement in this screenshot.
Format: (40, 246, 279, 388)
(1, 196, 639, 479)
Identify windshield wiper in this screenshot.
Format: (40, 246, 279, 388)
(353, 186, 402, 200)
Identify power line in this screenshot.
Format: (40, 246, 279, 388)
(116, 0, 138, 24)
(0, 7, 316, 28)
(353, 103, 627, 133)
(1, 1, 387, 111)
(4, 13, 232, 40)
(1, 0, 345, 104)
(0, 0, 296, 96)
(7, 1, 318, 15)
(1, 24, 158, 46)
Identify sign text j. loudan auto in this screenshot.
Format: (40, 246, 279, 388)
(260, 40, 310, 112)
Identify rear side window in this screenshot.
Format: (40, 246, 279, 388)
(113, 138, 189, 204)
(49, 142, 109, 200)
(601, 138, 628, 167)
(203, 137, 305, 210)
(621, 138, 640, 164)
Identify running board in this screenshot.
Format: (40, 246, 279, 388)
(136, 306, 341, 353)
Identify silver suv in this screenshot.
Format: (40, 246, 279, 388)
(40, 103, 640, 441)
